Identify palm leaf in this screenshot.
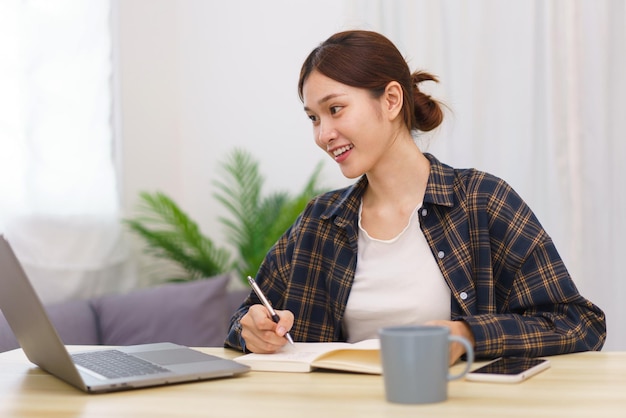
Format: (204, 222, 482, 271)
(267, 160, 325, 240)
(123, 192, 232, 281)
(213, 151, 326, 279)
(124, 149, 327, 284)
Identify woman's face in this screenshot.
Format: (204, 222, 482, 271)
(302, 70, 398, 179)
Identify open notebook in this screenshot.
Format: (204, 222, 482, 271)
(235, 339, 381, 374)
(0, 235, 249, 393)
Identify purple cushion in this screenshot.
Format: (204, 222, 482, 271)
(226, 288, 250, 315)
(91, 275, 231, 347)
(0, 299, 99, 352)
(47, 300, 100, 345)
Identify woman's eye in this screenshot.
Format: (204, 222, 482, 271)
(307, 114, 318, 123)
(330, 106, 342, 115)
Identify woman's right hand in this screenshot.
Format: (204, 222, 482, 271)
(240, 304, 294, 353)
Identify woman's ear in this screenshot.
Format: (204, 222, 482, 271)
(382, 81, 404, 121)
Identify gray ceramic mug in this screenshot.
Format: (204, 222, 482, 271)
(379, 325, 474, 404)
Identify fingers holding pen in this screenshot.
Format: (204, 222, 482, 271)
(241, 304, 294, 354)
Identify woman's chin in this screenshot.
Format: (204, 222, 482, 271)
(339, 167, 364, 180)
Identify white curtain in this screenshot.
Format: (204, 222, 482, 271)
(0, 0, 135, 304)
(346, 0, 625, 350)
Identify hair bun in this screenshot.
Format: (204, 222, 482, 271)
(411, 71, 443, 132)
(412, 71, 439, 85)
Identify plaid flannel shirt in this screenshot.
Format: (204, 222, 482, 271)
(225, 153, 606, 357)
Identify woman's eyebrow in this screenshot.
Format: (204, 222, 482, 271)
(304, 93, 346, 112)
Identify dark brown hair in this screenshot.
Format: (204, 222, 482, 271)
(298, 30, 443, 132)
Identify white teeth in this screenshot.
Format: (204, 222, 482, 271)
(332, 145, 353, 157)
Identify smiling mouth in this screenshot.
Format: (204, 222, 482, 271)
(332, 144, 354, 157)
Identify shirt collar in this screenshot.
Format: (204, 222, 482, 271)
(423, 153, 457, 208)
(320, 176, 367, 225)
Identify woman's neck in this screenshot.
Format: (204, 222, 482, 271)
(359, 140, 431, 240)
(363, 140, 430, 209)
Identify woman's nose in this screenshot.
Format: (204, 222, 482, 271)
(317, 120, 336, 146)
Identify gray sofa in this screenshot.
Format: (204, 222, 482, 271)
(0, 273, 248, 353)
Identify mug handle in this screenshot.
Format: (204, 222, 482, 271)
(447, 335, 474, 381)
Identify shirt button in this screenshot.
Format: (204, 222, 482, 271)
(460, 292, 468, 300)
(421, 208, 428, 217)
(437, 251, 445, 259)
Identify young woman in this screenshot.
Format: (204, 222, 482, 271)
(225, 30, 606, 364)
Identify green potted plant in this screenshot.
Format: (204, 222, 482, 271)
(124, 148, 326, 285)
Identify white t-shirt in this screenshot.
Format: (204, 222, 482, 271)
(343, 203, 451, 343)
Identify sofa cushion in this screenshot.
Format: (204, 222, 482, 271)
(0, 299, 99, 352)
(47, 299, 101, 345)
(225, 288, 249, 315)
(91, 274, 231, 347)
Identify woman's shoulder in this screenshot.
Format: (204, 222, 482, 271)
(426, 153, 513, 190)
(425, 153, 526, 210)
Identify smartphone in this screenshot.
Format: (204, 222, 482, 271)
(465, 357, 550, 383)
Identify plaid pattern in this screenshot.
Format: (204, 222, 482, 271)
(225, 154, 606, 357)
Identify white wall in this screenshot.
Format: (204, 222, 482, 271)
(116, 0, 355, 281)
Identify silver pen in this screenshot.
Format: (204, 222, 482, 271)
(247, 276, 295, 345)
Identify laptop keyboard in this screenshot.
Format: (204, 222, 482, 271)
(72, 349, 170, 379)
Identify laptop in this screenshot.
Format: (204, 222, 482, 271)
(0, 235, 249, 393)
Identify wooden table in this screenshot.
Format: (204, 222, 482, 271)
(0, 347, 624, 417)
